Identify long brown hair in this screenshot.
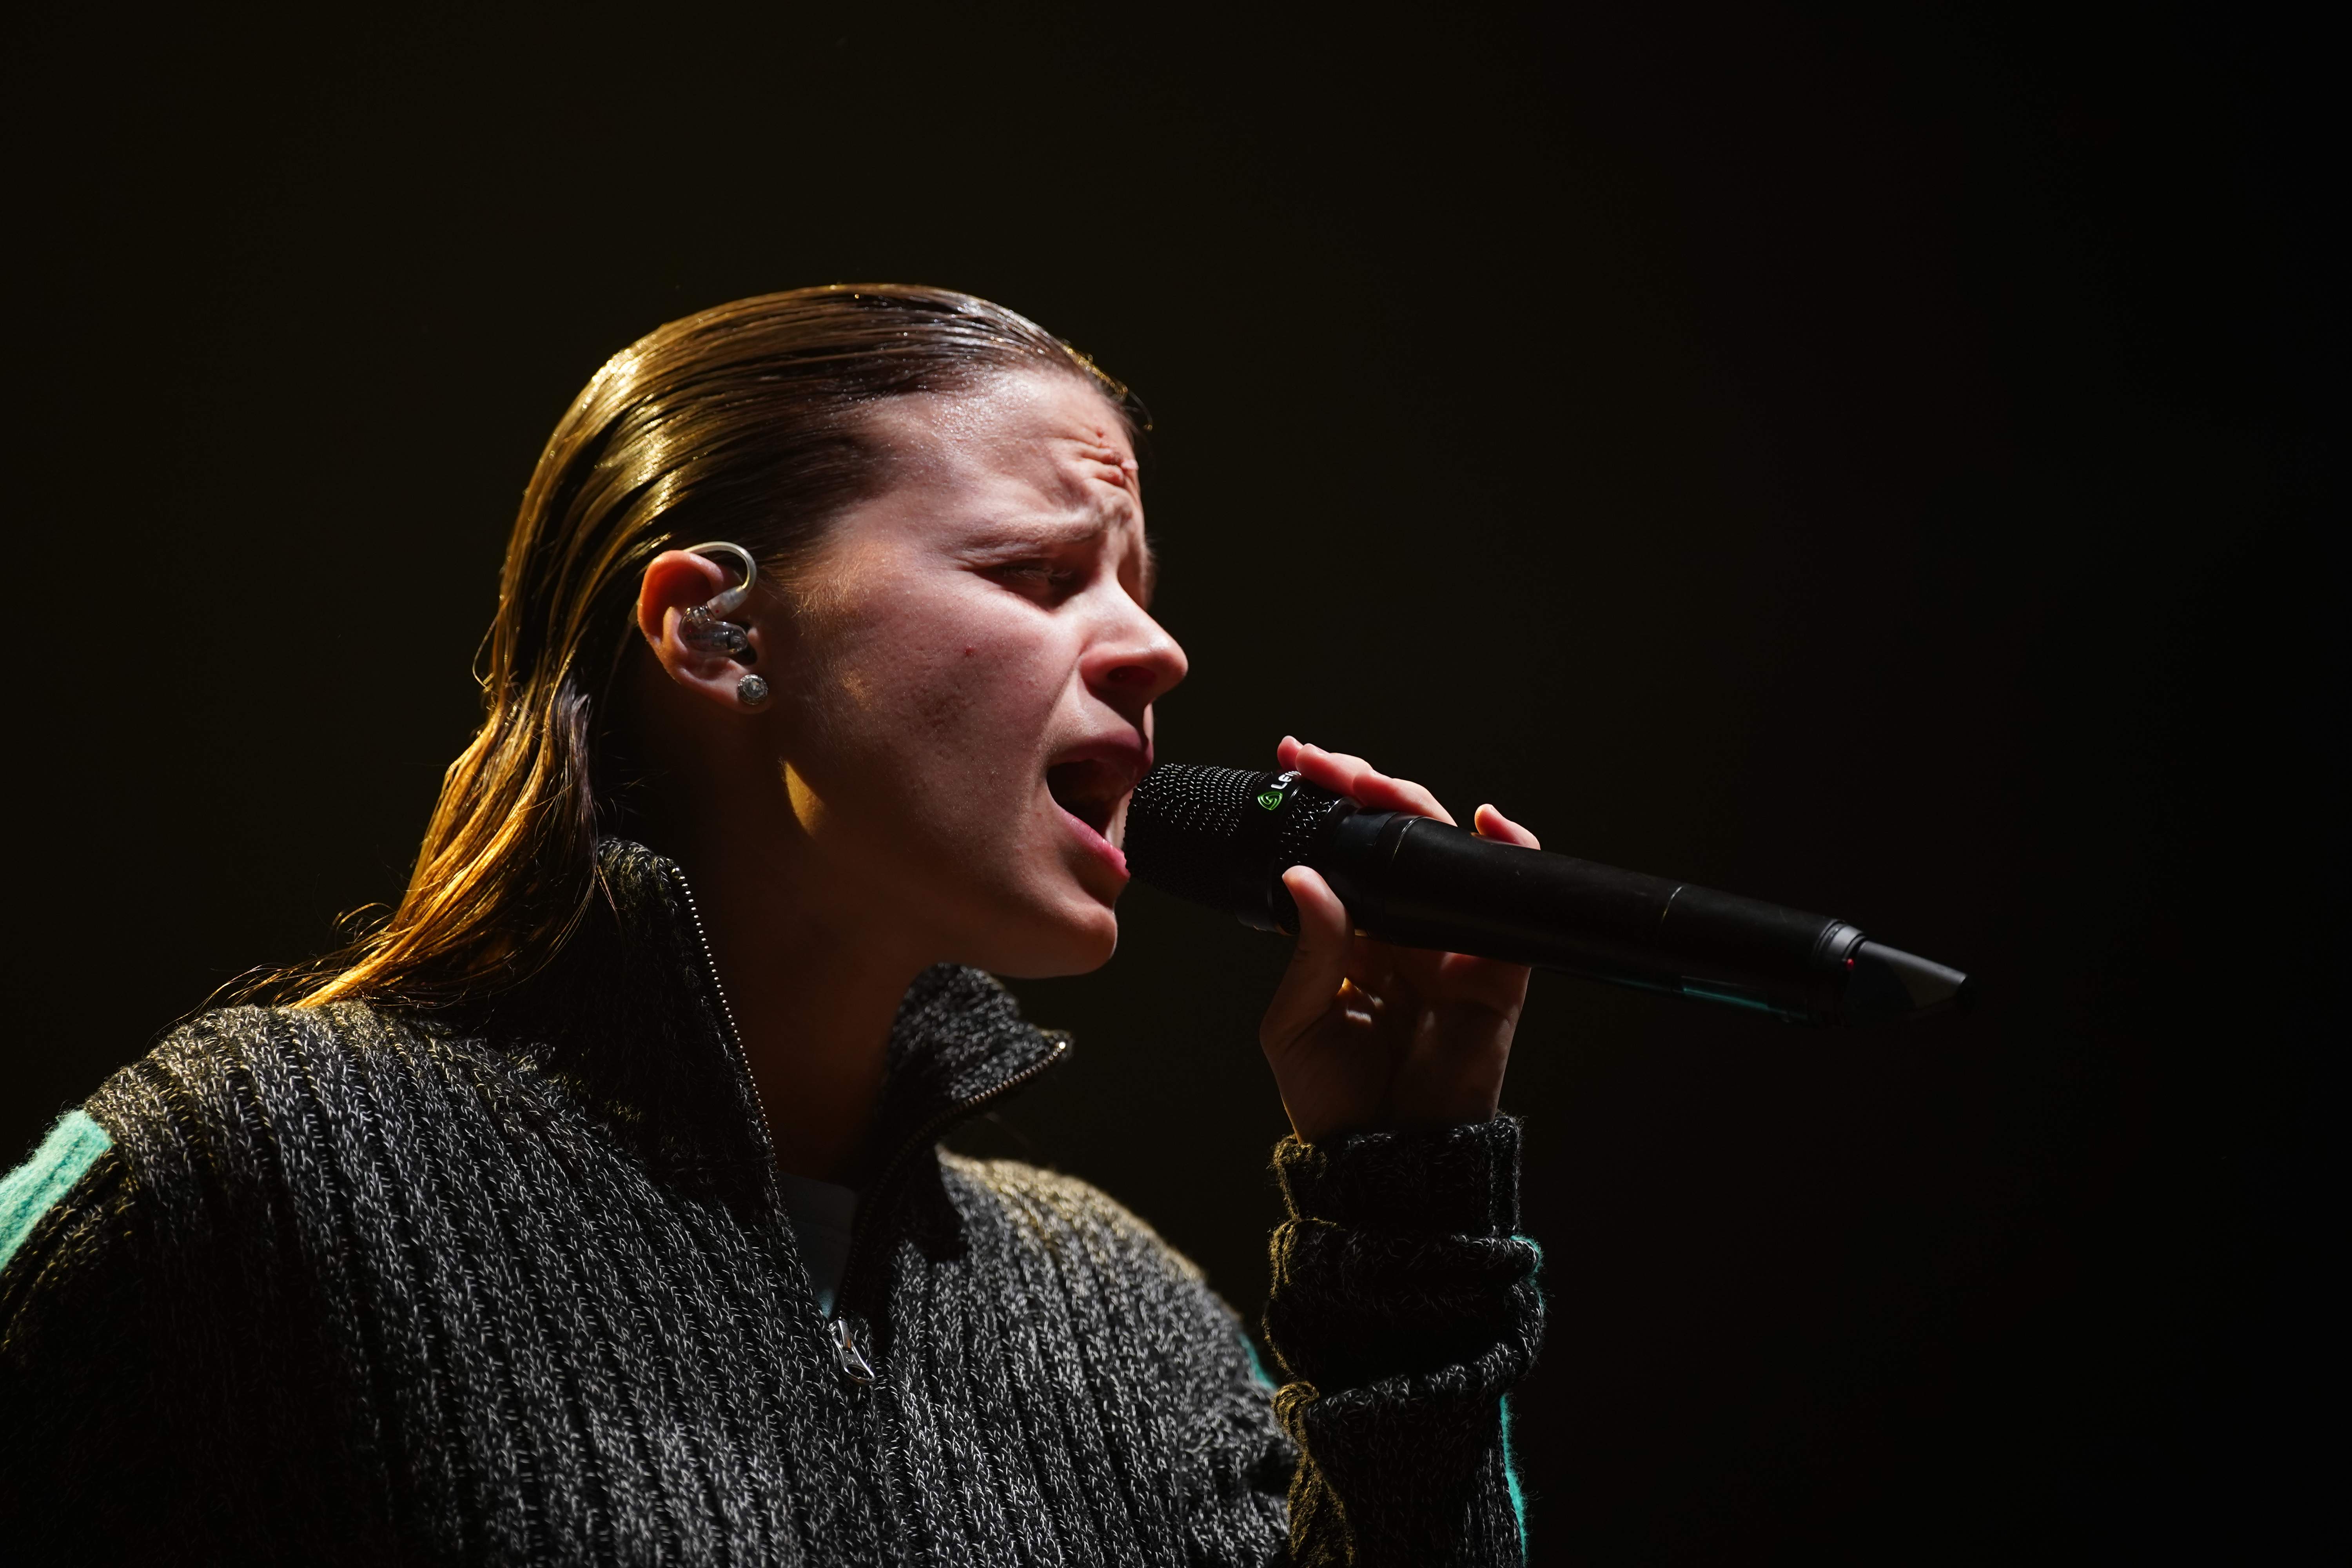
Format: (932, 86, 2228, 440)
(297, 285, 1135, 1008)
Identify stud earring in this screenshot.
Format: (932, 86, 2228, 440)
(679, 541, 757, 657)
(736, 674, 770, 708)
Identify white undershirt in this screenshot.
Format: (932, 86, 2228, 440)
(774, 1169, 860, 1317)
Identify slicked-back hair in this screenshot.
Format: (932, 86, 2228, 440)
(297, 285, 1136, 1008)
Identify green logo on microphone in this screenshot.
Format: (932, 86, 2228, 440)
(1255, 771, 1301, 812)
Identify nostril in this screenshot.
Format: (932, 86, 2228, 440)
(1111, 651, 1183, 686)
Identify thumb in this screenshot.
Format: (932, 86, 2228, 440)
(1258, 866, 1352, 1054)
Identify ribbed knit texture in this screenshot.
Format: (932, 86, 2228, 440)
(1269, 1124, 1544, 1564)
(0, 840, 1542, 1563)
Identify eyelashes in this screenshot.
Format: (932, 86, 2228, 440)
(975, 546, 1153, 610)
(984, 561, 1085, 600)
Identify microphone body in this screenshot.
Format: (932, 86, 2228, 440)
(1124, 764, 1970, 1027)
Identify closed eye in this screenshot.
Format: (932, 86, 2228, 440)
(983, 560, 1086, 602)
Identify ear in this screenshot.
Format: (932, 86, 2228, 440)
(636, 549, 768, 711)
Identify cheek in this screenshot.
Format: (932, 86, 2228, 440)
(911, 636, 1058, 742)
(809, 599, 1064, 819)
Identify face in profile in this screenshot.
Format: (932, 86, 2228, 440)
(764, 369, 1188, 978)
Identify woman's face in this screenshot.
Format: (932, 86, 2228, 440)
(769, 370, 1187, 977)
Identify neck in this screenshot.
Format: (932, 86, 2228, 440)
(662, 822, 925, 1187)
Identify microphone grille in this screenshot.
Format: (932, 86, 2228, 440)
(1123, 763, 1270, 910)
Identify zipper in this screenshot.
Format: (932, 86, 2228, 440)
(664, 864, 786, 1196)
(665, 860, 1069, 1389)
(828, 1316, 878, 1385)
(671, 864, 858, 1378)
(827, 1033, 1071, 1356)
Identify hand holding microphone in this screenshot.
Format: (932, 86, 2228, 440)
(1253, 738, 1542, 1145)
(1127, 738, 1974, 1143)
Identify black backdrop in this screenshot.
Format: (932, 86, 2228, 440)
(5, 4, 2333, 1558)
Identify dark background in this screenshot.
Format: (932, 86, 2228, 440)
(5, 2, 2334, 1558)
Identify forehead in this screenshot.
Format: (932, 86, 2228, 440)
(865, 370, 1142, 516)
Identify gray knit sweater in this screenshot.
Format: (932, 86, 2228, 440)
(0, 841, 1543, 1564)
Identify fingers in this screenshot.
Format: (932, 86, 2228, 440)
(1259, 866, 1354, 1053)
(1277, 738, 1456, 827)
(1276, 735, 1548, 878)
(1430, 947, 1534, 1025)
(1473, 802, 1541, 851)
(1345, 933, 1400, 998)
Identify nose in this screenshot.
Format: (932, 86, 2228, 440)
(1083, 594, 1188, 727)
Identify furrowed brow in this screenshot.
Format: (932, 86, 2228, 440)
(963, 515, 1113, 554)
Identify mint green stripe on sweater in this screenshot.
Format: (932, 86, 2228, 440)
(0, 1109, 111, 1274)
(1501, 1232, 1543, 1555)
(1501, 1393, 1529, 1554)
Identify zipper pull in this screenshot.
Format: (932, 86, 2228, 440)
(829, 1314, 878, 1386)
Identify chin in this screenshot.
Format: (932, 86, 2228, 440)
(978, 899, 1122, 980)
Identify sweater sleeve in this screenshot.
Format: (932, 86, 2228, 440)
(0, 1124, 172, 1557)
(1262, 1115, 1543, 1567)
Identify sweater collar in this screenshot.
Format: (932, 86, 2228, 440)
(502, 838, 1069, 1210)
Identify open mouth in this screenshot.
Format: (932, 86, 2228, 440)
(1046, 760, 1128, 844)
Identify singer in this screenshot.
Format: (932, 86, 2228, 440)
(0, 287, 1544, 1564)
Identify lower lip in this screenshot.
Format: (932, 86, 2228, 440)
(1055, 801, 1129, 880)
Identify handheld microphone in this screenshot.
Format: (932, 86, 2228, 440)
(1123, 764, 1971, 1027)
